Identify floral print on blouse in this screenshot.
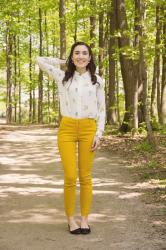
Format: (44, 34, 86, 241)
(36, 57, 106, 138)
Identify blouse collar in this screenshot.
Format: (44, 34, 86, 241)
(74, 70, 90, 78)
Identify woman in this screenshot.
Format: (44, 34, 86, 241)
(36, 41, 106, 235)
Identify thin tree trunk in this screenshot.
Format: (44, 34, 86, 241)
(38, 7, 43, 123)
(17, 35, 21, 124)
(51, 19, 56, 122)
(116, 60, 121, 124)
(52, 20, 56, 123)
(29, 19, 33, 123)
(103, 12, 109, 56)
(151, 6, 161, 122)
(139, 1, 156, 146)
(90, 0, 96, 59)
(32, 87, 36, 123)
(6, 24, 13, 124)
(108, 10, 117, 124)
(161, 10, 166, 124)
(74, 0, 78, 42)
(59, 0, 66, 60)
(132, 0, 140, 134)
(13, 34, 17, 123)
(44, 11, 51, 123)
(98, 11, 104, 76)
(59, 0, 66, 123)
(52, 20, 56, 57)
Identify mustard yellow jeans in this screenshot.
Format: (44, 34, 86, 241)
(57, 116, 96, 216)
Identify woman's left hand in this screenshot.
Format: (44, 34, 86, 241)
(91, 136, 100, 151)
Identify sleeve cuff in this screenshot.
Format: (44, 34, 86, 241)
(95, 130, 103, 139)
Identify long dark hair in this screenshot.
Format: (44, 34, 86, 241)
(62, 41, 97, 85)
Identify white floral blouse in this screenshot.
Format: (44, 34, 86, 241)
(36, 57, 106, 138)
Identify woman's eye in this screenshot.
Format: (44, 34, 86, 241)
(74, 51, 88, 55)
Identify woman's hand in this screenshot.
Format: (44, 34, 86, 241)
(91, 136, 100, 151)
(59, 59, 66, 64)
(59, 59, 67, 71)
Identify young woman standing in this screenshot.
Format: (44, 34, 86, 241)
(36, 41, 106, 235)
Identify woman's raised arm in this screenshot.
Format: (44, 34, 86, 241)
(36, 56, 66, 84)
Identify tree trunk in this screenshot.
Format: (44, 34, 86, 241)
(114, 0, 135, 132)
(161, 10, 166, 124)
(52, 20, 56, 57)
(44, 11, 51, 123)
(108, 9, 117, 125)
(132, 0, 140, 134)
(32, 89, 36, 123)
(74, 0, 78, 42)
(6, 24, 13, 124)
(90, 0, 96, 59)
(139, 1, 156, 146)
(151, 6, 161, 122)
(59, 0, 66, 60)
(98, 11, 104, 76)
(38, 7, 43, 123)
(13, 34, 17, 123)
(116, 60, 121, 124)
(29, 19, 33, 123)
(17, 35, 21, 124)
(59, 0, 66, 122)
(52, 20, 56, 123)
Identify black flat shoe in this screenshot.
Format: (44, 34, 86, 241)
(68, 224, 81, 234)
(80, 225, 91, 234)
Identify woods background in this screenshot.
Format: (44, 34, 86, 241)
(0, 0, 166, 142)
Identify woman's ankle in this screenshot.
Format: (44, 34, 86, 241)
(81, 215, 88, 224)
(67, 216, 74, 222)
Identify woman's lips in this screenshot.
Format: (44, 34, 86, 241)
(76, 60, 86, 63)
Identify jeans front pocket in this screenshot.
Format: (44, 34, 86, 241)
(88, 119, 96, 126)
(88, 119, 97, 133)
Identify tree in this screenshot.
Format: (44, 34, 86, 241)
(107, 5, 117, 125)
(113, 0, 135, 132)
(161, 6, 166, 124)
(38, 6, 43, 123)
(151, 5, 161, 123)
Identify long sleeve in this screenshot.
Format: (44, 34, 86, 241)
(36, 56, 65, 84)
(95, 76, 106, 138)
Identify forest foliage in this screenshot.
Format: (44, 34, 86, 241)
(0, 0, 166, 143)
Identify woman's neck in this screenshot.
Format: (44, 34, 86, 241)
(76, 67, 87, 75)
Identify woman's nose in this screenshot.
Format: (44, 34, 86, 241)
(78, 54, 86, 59)
(77, 54, 83, 58)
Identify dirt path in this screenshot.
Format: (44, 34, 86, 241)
(0, 127, 165, 250)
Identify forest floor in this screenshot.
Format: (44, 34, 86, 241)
(0, 124, 165, 250)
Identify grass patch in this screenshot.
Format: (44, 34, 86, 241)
(159, 125, 166, 135)
(146, 160, 159, 169)
(104, 124, 120, 135)
(135, 139, 156, 153)
(142, 172, 151, 179)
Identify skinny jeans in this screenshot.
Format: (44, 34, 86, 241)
(57, 116, 96, 216)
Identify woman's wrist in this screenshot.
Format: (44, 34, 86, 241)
(59, 58, 66, 64)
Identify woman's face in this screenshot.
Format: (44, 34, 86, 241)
(72, 45, 91, 70)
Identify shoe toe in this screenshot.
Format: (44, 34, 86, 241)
(80, 225, 91, 234)
(68, 225, 81, 234)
